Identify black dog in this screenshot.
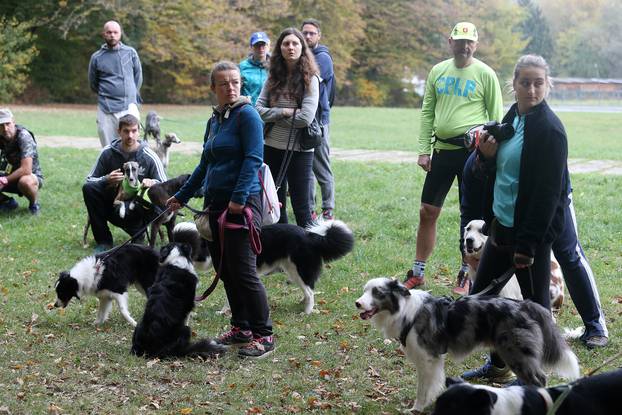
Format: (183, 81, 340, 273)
(433, 369, 622, 415)
(144, 111, 161, 144)
(54, 244, 159, 327)
(131, 243, 226, 358)
(146, 174, 190, 247)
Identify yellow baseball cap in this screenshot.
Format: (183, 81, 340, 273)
(450, 22, 478, 41)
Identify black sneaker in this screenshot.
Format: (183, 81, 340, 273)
(28, 202, 41, 215)
(215, 326, 253, 346)
(238, 335, 275, 358)
(0, 197, 18, 212)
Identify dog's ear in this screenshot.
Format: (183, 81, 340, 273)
(445, 376, 465, 387)
(178, 242, 193, 259)
(469, 388, 498, 408)
(389, 279, 411, 297)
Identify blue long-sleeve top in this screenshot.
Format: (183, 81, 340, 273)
(175, 98, 263, 206)
(312, 44, 334, 125)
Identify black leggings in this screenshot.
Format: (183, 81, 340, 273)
(206, 195, 272, 336)
(263, 145, 314, 227)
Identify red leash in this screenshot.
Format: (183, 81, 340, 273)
(194, 207, 261, 301)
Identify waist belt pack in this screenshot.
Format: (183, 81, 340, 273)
(434, 133, 468, 148)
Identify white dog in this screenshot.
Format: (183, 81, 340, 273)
(463, 219, 565, 309)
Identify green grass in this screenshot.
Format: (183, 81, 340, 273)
(1, 145, 621, 414)
(10, 104, 622, 161)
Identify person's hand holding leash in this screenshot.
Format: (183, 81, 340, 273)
(514, 252, 534, 269)
(107, 168, 124, 185)
(0, 176, 8, 190)
(478, 132, 498, 159)
(141, 178, 156, 188)
(417, 154, 432, 172)
(282, 108, 295, 118)
(165, 196, 182, 212)
(228, 201, 244, 215)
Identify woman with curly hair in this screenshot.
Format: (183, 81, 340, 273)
(256, 27, 319, 227)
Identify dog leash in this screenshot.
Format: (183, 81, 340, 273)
(274, 108, 298, 191)
(545, 351, 622, 415)
(97, 206, 172, 263)
(470, 266, 516, 297)
(194, 206, 262, 301)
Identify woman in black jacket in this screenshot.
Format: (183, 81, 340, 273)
(463, 54, 569, 383)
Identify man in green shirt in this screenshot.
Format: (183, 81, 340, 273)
(404, 22, 503, 293)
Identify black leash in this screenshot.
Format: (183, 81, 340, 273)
(470, 266, 516, 297)
(97, 206, 172, 262)
(274, 108, 298, 190)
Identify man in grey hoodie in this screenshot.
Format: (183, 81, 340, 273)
(302, 19, 336, 220)
(88, 20, 143, 147)
(83, 115, 166, 253)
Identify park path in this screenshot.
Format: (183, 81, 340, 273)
(39, 135, 622, 176)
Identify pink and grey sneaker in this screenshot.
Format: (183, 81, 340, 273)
(238, 335, 275, 358)
(215, 326, 253, 346)
(403, 270, 425, 289)
(321, 209, 334, 220)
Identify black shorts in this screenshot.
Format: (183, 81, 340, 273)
(2, 174, 43, 195)
(420, 148, 470, 207)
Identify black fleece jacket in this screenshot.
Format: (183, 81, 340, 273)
(480, 100, 568, 258)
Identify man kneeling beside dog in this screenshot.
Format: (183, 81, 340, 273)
(83, 114, 167, 254)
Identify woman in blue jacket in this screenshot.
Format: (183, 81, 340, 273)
(167, 61, 274, 359)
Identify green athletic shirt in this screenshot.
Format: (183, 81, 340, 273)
(418, 57, 503, 155)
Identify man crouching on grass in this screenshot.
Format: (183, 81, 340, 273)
(82, 114, 166, 254)
(0, 108, 44, 215)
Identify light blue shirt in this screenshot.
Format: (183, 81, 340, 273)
(493, 115, 525, 227)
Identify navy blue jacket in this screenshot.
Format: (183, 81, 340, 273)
(175, 99, 263, 206)
(479, 100, 568, 257)
(312, 44, 334, 125)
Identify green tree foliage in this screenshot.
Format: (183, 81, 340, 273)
(518, 0, 555, 62)
(4, 0, 616, 106)
(0, 17, 38, 101)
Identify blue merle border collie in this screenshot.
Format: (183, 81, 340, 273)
(54, 244, 159, 327)
(433, 369, 622, 415)
(173, 219, 355, 314)
(130, 243, 225, 359)
(355, 278, 580, 413)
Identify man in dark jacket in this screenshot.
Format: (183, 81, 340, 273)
(83, 115, 166, 253)
(302, 18, 336, 220)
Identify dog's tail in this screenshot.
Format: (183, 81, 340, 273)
(306, 220, 355, 263)
(182, 338, 227, 357)
(523, 301, 580, 380)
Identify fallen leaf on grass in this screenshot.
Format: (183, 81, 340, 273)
(246, 407, 263, 414)
(48, 403, 62, 415)
(179, 408, 193, 414)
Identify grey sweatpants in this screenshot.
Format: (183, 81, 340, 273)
(310, 124, 335, 211)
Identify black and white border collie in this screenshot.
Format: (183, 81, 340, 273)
(355, 278, 580, 413)
(54, 244, 159, 327)
(433, 369, 622, 415)
(173, 219, 355, 314)
(130, 243, 225, 358)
